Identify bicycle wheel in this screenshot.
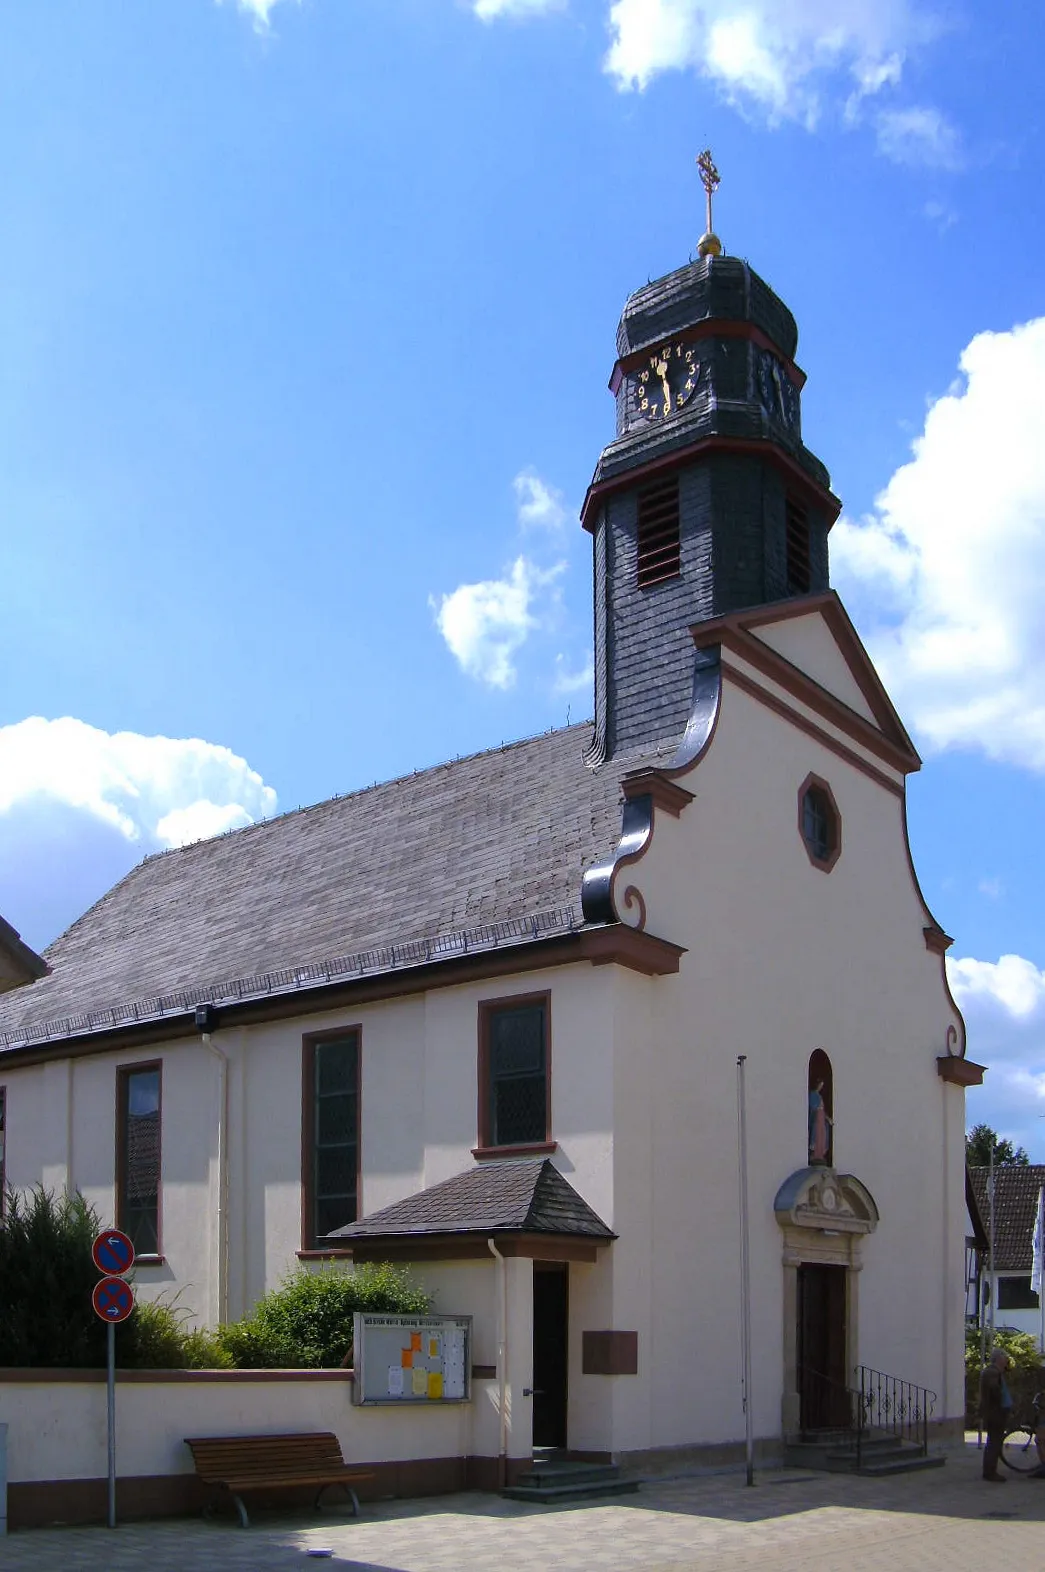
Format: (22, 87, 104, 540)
(1001, 1426, 1040, 1472)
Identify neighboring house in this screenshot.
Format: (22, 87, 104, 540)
(0, 915, 46, 996)
(0, 240, 983, 1477)
(0, 914, 46, 1208)
(968, 1166, 1045, 1344)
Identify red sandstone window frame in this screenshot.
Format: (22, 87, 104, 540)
(475, 992, 556, 1158)
(115, 1060, 163, 1261)
(301, 1026, 362, 1251)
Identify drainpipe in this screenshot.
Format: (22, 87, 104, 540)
(488, 1238, 508, 1487)
(195, 1005, 229, 1328)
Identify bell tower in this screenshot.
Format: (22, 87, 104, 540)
(583, 154, 840, 766)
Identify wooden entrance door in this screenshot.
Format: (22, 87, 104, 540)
(532, 1263, 569, 1450)
(797, 1262, 848, 1431)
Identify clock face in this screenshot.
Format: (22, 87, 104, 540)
(756, 347, 800, 431)
(630, 341, 701, 424)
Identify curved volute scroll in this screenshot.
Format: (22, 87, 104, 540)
(580, 650, 719, 927)
(774, 1167, 879, 1237)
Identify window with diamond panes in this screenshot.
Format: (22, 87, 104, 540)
(305, 1032, 359, 1245)
(116, 1064, 162, 1257)
(481, 998, 549, 1149)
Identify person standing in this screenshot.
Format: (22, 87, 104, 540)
(980, 1348, 1013, 1482)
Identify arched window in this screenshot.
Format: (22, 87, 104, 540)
(808, 1050, 834, 1167)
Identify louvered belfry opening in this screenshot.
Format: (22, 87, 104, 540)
(636, 475, 681, 588)
(786, 496, 811, 594)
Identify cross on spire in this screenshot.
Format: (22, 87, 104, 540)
(696, 149, 723, 259)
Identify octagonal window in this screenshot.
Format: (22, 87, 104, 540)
(799, 775, 840, 871)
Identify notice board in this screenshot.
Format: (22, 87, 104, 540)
(352, 1312, 472, 1406)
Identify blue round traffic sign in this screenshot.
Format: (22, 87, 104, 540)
(92, 1276, 135, 1324)
(92, 1229, 135, 1276)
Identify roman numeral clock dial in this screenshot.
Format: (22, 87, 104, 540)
(630, 342, 700, 425)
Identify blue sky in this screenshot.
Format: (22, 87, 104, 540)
(1, 0, 1043, 1150)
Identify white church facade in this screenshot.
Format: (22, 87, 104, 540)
(0, 238, 984, 1484)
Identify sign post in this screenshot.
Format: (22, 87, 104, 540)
(91, 1231, 135, 1529)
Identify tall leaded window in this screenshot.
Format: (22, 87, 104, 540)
(117, 1063, 162, 1256)
(303, 1031, 360, 1246)
(479, 995, 550, 1150)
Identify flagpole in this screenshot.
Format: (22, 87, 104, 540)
(736, 1054, 754, 1487)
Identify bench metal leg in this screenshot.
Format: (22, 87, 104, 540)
(231, 1491, 251, 1529)
(314, 1483, 360, 1518)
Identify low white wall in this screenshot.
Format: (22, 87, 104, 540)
(0, 1372, 500, 1486)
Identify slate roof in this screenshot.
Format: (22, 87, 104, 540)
(331, 1158, 615, 1241)
(968, 1166, 1045, 1271)
(0, 723, 641, 1049)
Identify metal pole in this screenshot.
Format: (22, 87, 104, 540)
(107, 1321, 116, 1529)
(988, 1147, 996, 1345)
(736, 1055, 754, 1486)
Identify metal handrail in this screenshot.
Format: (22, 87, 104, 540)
(797, 1365, 937, 1468)
(855, 1365, 937, 1468)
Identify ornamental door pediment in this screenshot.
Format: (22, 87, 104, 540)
(774, 1166, 879, 1238)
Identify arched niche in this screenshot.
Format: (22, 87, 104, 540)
(808, 1048, 833, 1167)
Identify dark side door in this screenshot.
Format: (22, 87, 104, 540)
(532, 1263, 569, 1450)
(797, 1261, 848, 1431)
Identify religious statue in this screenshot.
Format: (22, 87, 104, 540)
(808, 1079, 833, 1165)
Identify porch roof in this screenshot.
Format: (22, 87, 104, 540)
(330, 1158, 615, 1245)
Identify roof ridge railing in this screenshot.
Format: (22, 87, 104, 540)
(0, 903, 586, 1052)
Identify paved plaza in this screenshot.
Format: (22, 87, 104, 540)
(5, 1442, 1045, 1572)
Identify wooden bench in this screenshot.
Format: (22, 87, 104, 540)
(184, 1432, 376, 1528)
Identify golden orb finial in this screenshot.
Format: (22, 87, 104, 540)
(696, 148, 722, 259)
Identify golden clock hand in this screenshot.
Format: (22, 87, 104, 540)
(655, 357, 670, 415)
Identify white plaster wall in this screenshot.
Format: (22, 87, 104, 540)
(0, 1376, 497, 1484)
(750, 613, 879, 724)
(603, 656, 968, 1442)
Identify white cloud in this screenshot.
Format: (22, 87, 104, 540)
(514, 469, 569, 532)
(831, 316, 1045, 774)
(474, 0, 565, 17)
(876, 105, 963, 169)
(431, 557, 564, 689)
(218, 0, 297, 34)
(553, 653, 594, 696)
(604, 0, 931, 124)
(0, 717, 276, 848)
(0, 718, 278, 948)
(950, 953, 1045, 1158)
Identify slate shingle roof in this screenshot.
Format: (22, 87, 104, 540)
(332, 1158, 614, 1241)
(968, 1166, 1045, 1271)
(0, 724, 639, 1046)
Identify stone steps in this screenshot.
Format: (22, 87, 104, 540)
(503, 1457, 640, 1505)
(784, 1433, 947, 1477)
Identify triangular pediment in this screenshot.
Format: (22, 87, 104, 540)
(691, 591, 920, 776)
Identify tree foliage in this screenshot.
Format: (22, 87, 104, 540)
(966, 1124, 1030, 1167)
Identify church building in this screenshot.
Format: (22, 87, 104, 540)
(0, 191, 984, 1480)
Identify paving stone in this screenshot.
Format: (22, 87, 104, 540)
(5, 1443, 1045, 1571)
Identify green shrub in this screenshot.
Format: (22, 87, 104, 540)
(216, 1262, 432, 1369)
(0, 1187, 108, 1367)
(126, 1297, 232, 1370)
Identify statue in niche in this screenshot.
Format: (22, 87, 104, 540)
(807, 1049, 834, 1167)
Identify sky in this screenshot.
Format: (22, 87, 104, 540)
(0, 0, 1043, 1151)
